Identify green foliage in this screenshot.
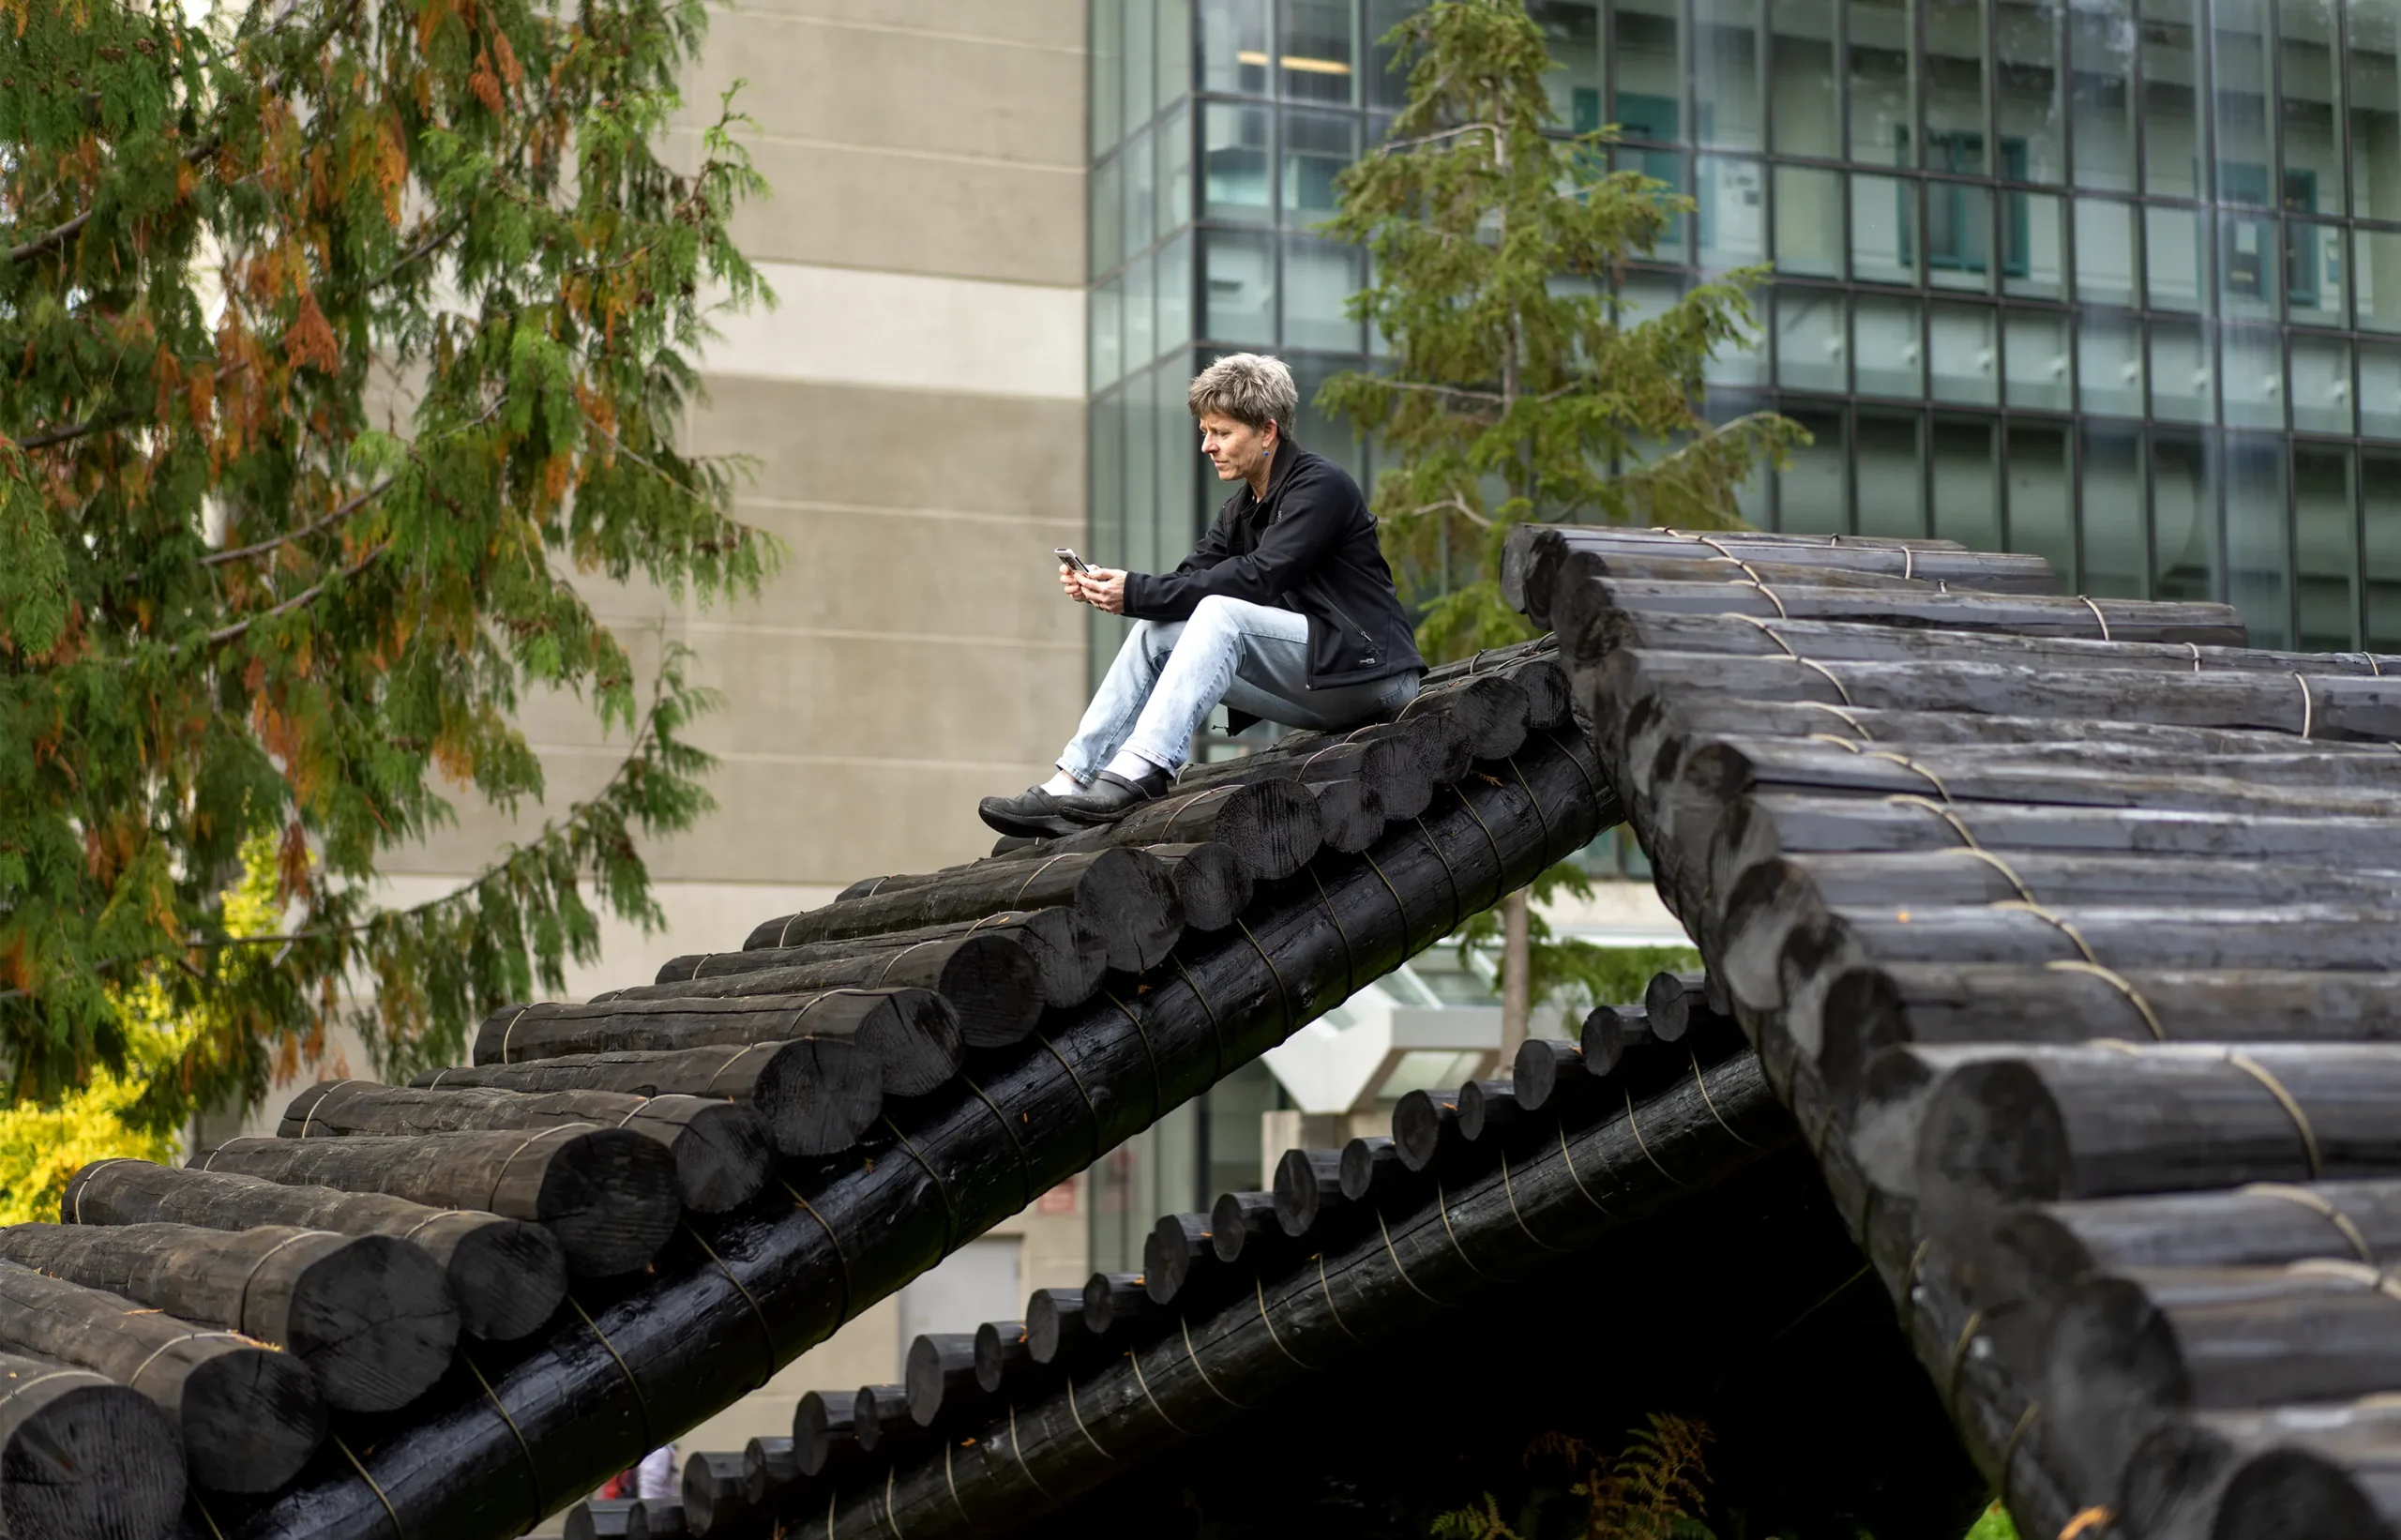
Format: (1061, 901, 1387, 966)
(1320, 0, 1805, 663)
(1449, 859, 1699, 1008)
(0, 0, 777, 1113)
(1964, 1504, 2020, 1540)
(1430, 1416, 1719, 1540)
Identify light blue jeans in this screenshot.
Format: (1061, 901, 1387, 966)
(1060, 595, 1421, 778)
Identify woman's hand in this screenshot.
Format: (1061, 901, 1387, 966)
(1073, 567, 1128, 614)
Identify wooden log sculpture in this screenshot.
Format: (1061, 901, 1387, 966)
(1142, 1214, 1220, 1306)
(0, 1221, 456, 1413)
(279, 1080, 772, 1215)
(792, 1390, 859, 1479)
(851, 1384, 919, 1457)
(0, 1261, 324, 1493)
(680, 1449, 757, 1536)
(1399, 672, 1532, 762)
(596, 931, 1043, 1049)
(1455, 1078, 1533, 1143)
(414, 1041, 883, 1159)
(1079, 1271, 1155, 1336)
(746, 849, 1185, 973)
(1579, 1004, 1654, 1076)
(1641, 971, 1729, 1045)
(474, 989, 963, 1098)
(2122, 1407, 2401, 1540)
(808, 1048, 1789, 1538)
(972, 1321, 1032, 1397)
(1022, 1288, 1102, 1369)
(1207, 1191, 1282, 1266)
(1271, 1148, 1347, 1237)
(191, 727, 1610, 1539)
(1040, 779, 1325, 883)
(1511, 1038, 1589, 1114)
(1337, 1135, 1406, 1201)
(1172, 729, 1438, 823)
(1391, 1087, 1464, 1172)
(1306, 778, 1389, 854)
(904, 1333, 985, 1428)
(743, 1435, 799, 1506)
(0, 1346, 187, 1540)
(61, 1158, 566, 1342)
(679, 909, 1108, 1012)
(196, 1126, 681, 1277)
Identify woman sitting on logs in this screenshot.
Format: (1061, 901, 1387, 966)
(981, 354, 1424, 837)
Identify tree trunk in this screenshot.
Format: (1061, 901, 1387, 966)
(1500, 886, 1532, 1064)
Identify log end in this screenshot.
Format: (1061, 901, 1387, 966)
(179, 1345, 328, 1495)
(940, 934, 1046, 1049)
(753, 1036, 885, 1157)
(279, 1234, 460, 1414)
(0, 1375, 187, 1540)
(1914, 1060, 2072, 1232)
(861, 989, 968, 1099)
(1390, 1088, 1457, 1172)
(973, 1320, 1026, 1396)
(440, 1215, 570, 1341)
(646, 1099, 775, 1214)
(2216, 1445, 2391, 1540)
(528, 1127, 685, 1277)
(2041, 1275, 2188, 1502)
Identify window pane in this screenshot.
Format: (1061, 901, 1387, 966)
(2005, 423, 2076, 580)
(1706, 301, 1771, 386)
(1282, 234, 1362, 351)
(2077, 310, 2144, 415)
(1531, 2, 1606, 127)
(1854, 294, 1925, 397)
(1203, 228, 1276, 343)
(2005, 308, 2074, 407)
(2217, 204, 2281, 322)
(1776, 404, 1850, 533)
(1093, 152, 1125, 277)
(1772, 0, 1841, 155)
(1774, 164, 1844, 276)
(1290, 354, 1363, 481)
(1931, 303, 2000, 401)
(1850, 172, 1915, 283)
(1125, 251, 1155, 366)
(1697, 0, 1764, 147)
(2368, 449, 2401, 646)
(2353, 1, 2401, 220)
(1282, 109, 1357, 227)
(1126, 0, 1156, 128)
(2284, 0, 2343, 215)
(2153, 430, 2220, 602)
(1855, 412, 1928, 536)
(1933, 416, 2002, 547)
(1125, 125, 1157, 260)
(1776, 289, 1849, 389)
(2222, 325, 2286, 430)
(2140, 0, 2201, 196)
(2149, 319, 2211, 423)
(1620, 144, 1691, 262)
(1094, 0, 1125, 155)
(2225, 435, 2291, 646)
(1281, 0, 1357, 103)
(2359, 227, 2401, 331)
(2289, 220, 2344, 325)
(1157, 229, 1194, 355)
(1202, 102, 1274, 221)
(1125, 362, 1161, 574)
(1699, 156, 1767, 268)
(2364, 341, 2401, 437)
(1927, 181, 1996, 289)
(2081, 424, 2147, 596)
(1373, 0, 1421, 111)
(1849, 0, 1913, 165)
(1158, 103, 1193, 236)
(2292, 334, 2353, 433)
(2295, 445, 2359, 650)
(1614, 0, 1684, 143)
(1199, 0, 1271, 95)
(1159, 0, 1192, 106)
(1093, 276, 1125, 390)
(2007, 190, 2063, 296)
(1925, 0, 1990, 157)
(2213, 0, 2276, 208)
(2073, 197, 2137, 304)
(1996, 0, 2064, 183)
(2069, 0, 2137, 189)
(2144, 204, 2205, 311)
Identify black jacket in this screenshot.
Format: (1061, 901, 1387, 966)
(1121, 440, 1424, 691)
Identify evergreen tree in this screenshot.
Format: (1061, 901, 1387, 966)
(0, 0, 776, 1122)
(1322, 0, 1799, 1050)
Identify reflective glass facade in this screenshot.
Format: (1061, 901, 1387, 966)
(1093, 0, 2401, 650)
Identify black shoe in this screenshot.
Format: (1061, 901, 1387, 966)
(1053, 765, 1172, 826)
(978, 785, 1080, 839)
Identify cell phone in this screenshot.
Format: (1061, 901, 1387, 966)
(1055, 547, 1093, 573)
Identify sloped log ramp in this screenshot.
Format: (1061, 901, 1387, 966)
(188, 728, 1612, 1540)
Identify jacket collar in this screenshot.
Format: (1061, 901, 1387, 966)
(1237, 434, 1306, 518)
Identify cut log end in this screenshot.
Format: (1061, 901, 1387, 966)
(177, 1344, 327, 1494)
(973, 1320, 1029, 1396)
(1337, 1136, 1400, 1202)
(753, 1037, 886, 1157)
(528, 1128, 685, 1277)
(2216, 1447, 2393, 1540)
(861, 991, 968, 1098)
(1272, 1148, 1346, 1237)
(645, 1100, 775, 1215)
(1512, 1038, 1582, 1112)
(424, 1214, 567, 1342)
(1391, 1088, 1459, 1171)
(792, 1389, 857, 1478)
(285, 1234, 461, 1414)
(0, 1372, 187, 1540)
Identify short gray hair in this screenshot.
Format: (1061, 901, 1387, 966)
(1187, 354, 1297, 436)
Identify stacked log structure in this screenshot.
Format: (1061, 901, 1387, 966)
(1527, 521, 2401, 1538)
(591, 1013, 1789, 1540)
(8, 639, 1602, 1540)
